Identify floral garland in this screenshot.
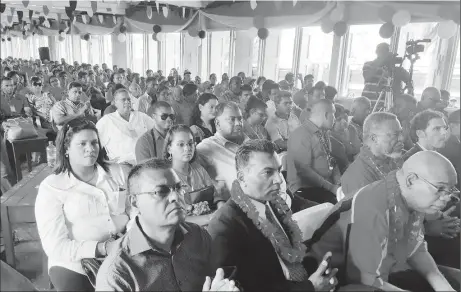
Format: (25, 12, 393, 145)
(231, 181, 306, 263)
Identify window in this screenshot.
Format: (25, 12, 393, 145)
(128, 34, 145, 74)
(298, 26, 334, 87)
(340, 24, 389, 98)
(89, 36, 102, 65)
(80, 38, 89, 63)
(209, 31, 231, 80)
(147, 35, 159, 71)
(397, 22, 438, 98)
(450, 38, 460, 105)
(277, 28, 296, 81)
(102, 35, 112, 67)
(164, 33, 181, 73)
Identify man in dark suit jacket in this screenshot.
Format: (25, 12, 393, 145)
(207, 140, 337, 292)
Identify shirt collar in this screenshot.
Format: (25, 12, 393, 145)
(416, 142, 427, 151)
(152, 126, 165, 141)
(303, 119, 321, 134)
(52, 163, 110, 190)
(128, 216, 189, 256)
(213, 132, 249, 149)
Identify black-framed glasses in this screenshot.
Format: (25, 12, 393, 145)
(160, 113, 176, 121)
(131, 182, 186, 199)
(32, 82, 42, 87)
(413, 173, 460, 201)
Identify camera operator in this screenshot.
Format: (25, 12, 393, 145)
(362, 43, 410, 102)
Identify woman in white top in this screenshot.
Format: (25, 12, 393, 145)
(163, 125, 225, 226)
(35, 117, 131, 291)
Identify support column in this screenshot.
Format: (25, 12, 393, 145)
(262, 29, 281, 81)
(233, 30, 253, 77)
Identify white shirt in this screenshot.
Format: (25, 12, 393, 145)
(96, 111, 155, 164)
(35, 164, 130, 275)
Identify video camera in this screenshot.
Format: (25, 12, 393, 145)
(406, 39, 431, 55)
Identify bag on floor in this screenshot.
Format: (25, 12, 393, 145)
(2, 117, 38, 141)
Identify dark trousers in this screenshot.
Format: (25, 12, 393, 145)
(388, 265, 460, 291)
(426, 235, 460, 269)
(295, 187, 337, 204)
(49, 266, 94, 292)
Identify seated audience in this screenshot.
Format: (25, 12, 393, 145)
(1, 76, 32, 117)
(341, 112, 404, 195)
(265, 83, 281, 117)
(46, 75, 65, 101)
(417, 87, 443, 113)
(402, 109, 449, 161)
(238, 84, 253, 112)
(330, 104, 352, 173)
(440, 109, 461, 189)
(169, 83, 196, 125)
(278, 72, 295, 91)
(51, 81, 96, 129)
(35, 117, 131, 291)
(136, 76, 158, 114)
(26, 76, 56, 130)
(287, 99, 340, 204)
(299, 85, 326, 123)
(324, 85, 337, 102)
(135, 101, 175, 163)
(347, 96, 372, 156)
(254, 76, 266, 94)
(220, 76, 242, 103)
(256, 79, 275, 103)
(95, 158, 238, 292)
(163, 125, 225, 226)
(265, 91, 300, 153)
(391, 93, 417, 150)
(312, 151, 460, 292)
(103, 83, 127, 115)
(243, 96, 270, 140)
(207, 139, 338, 292)
(189, 93, 218, 144)
(97, 88, 154, 165)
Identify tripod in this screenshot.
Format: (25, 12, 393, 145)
(372, 67, 394, 113)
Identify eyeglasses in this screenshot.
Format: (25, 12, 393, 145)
(70, 90, 82, 95)
(131, 182, 186, 199)
(160, 113, 176, 121)
(32, 82, 42, 87)
(414, 173, 460, 201)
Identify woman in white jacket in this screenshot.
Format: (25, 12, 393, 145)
(35, 117, 131, 291)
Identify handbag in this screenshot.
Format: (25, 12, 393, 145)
(2, 117, 38, 141)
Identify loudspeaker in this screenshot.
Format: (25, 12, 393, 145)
(38, 47, 50, 62)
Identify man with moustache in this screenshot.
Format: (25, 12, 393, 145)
(207, 140, 338, 292)
(96, 88, 154, 165)
(312, 151, 460, 291)
(135, 101, 175, 164)
(402, 109, 449, 161)
(96, 159, 239, 292)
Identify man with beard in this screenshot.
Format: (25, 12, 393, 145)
(341, 112, 405, 195)
(96, 158, 238, 292)
(207, 140, 338, 292)
(96, 88, 154, 165)
(402, 109, 449, 161)
(135, 101, 175, 164)
(312, 151, 460, 291)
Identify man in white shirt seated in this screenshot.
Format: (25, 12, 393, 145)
(96, 88, 154, 165)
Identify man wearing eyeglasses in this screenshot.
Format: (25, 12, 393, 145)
(135, 101, 175, 164)
(311, 151, 460, 291)
(96, 158, 239, 292)
(97, 88, 155, 165)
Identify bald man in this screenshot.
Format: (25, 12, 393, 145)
(348, 97, 372, 152)
(287, 99, 340, 204)
(312, 151, 460, 291)
(418, 87, 443, 113)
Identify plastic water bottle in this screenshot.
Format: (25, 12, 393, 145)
(46, 141, 56, 167)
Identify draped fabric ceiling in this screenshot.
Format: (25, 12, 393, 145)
(1, 1, 459, 37)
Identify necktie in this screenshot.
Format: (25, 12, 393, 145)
(265, 204, 308, 282)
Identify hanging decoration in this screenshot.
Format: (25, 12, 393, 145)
(392, 10, 411, 27)
(250, 0, 257, 10)
(82, 14, 88, 24)
(162, 5, 169, 18)
(17, 11, 24, 23)
(378, 5, 395, 23)
(438, 21, 457, 39)
(156, 32, 165, 42)
(58, 35, 65, 42)
(253, 15, 265, 29)
(198, 30, 206, 39)
(88, 9, 94, 18)
(113, 15, 117, 25)
(43, 5, 50, 16)
(44, 19, 51, 28)
(97, 14, 103, 23)
(10, 7, 16, 17)
(188, 26, 198, 37)
(29, 10, 33, 21)
(65, 7, 74, 21)
(156, 1, 160, 12)
(321, 18, 334, 34)
(22, 1, 29, 8)
(333, 21, 348, 37)
(379, 22, 395, 39)
(182, 7, 185, 19)
(69, 1, 77, 11)
(257, 28, 269, 40)
(83, 33, 90, 41)
(437, 5, 453, 20)
(7, 37, 11, 41)
(118, 33, 126, 42)
(119, 24, 127, 33)
(153, 24, 162, 33)
(91, 1, 98, 14)
(147, 6, 153, 19)
(293, 0, 297, 6)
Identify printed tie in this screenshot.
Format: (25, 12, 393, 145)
(264, 204, 308, 282)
